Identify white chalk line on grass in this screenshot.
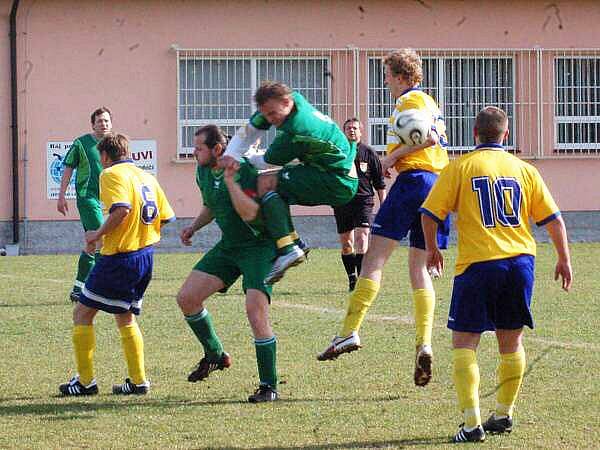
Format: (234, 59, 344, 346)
(274, 301, 597, 351)
(1, 274, 595, 350)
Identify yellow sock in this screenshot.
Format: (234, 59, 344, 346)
(413, 288, 435, 347)
(340, 277, 380, 337)
(496, 347, 526, 417)
(119, 323, 146, 385)
(73, 325, 95, 385)
(453, 348, 481, 428)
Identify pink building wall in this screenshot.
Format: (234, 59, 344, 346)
(1, 0, 600, 225)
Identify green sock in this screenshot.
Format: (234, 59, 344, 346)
(185, 309, 223, 360)
(261, 192, 295, 254)
(75, 251, 95, 290)
(255, 336, 277, 389)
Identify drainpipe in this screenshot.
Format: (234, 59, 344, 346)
(10, 0, 20, 245)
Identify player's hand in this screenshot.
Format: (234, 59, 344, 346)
(218, 155, 239, 171)
(223, 160, 240, 180)
(426, 248, 444, 279)
(423, 130, 439, 148)
(57, 196, 69, 216)
(381, 156, 396, 178)
(84, 230, 100, 254)
(180, 226, 195, 246)
(554, 259, 572, 292)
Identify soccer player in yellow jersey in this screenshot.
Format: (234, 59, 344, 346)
(59, 134, 175, 397)
(421, 106, 572, 443)
(318, 49, 450, 389)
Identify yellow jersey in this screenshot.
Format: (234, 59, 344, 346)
(387, 88, 449, 174)
(420, 144, 560, 275)
(99, 160, 175, 255)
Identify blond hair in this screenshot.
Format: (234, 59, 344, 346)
(383, 49, 423, 85)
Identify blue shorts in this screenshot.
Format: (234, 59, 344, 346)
(80, 246, 154, 315)
(448, 255, 535, 333)
(371, 170, 449, 249)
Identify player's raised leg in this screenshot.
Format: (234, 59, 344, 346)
(258, 173, 306, 285)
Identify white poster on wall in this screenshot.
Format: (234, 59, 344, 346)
(47, 140, 157, 200)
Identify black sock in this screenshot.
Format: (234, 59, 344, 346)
(341, 253, 356, 279)
(355, 253, 364, 276)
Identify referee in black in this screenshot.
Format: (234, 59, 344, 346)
(333, 118, 386, 291)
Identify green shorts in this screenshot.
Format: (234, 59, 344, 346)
(277, 164, 358, 207)
(76, 197, 103, 231)
(193, 241, 276, 300)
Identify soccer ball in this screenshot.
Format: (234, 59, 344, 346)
(393, 108, 433, 146)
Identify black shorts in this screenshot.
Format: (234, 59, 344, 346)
(333, 198, 374, 234)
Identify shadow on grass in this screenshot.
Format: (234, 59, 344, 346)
(196, 436, 452, 449)
(0, 392, 413, 418)
(0, 396, 251, 417)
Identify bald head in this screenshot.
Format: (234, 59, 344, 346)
(474, 106, 509, 144)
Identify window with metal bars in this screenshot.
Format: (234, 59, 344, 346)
(554, 57, 600, 153)
(367, 56, 515, 155)
(178, 56, 330, 157)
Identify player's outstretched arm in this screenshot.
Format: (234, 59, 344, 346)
(421, 214, 444, 277)
(180, 206, 214, 246)
(545, 215, 572, 292)
(224, 123, 266, 161)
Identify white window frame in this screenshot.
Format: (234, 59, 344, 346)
(366, 54, 516, 155)
(554, 56, 600, 152)
(176, 53, 332, 158)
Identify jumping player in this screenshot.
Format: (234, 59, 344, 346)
(318, 49, 450, 389)
(221, 81, 359, 285)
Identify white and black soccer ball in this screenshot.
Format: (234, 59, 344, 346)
(393, 108, 433, 146)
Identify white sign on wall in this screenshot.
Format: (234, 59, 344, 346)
(47, 140, 157, 200)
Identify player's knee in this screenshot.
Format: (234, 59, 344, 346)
(176, 288, 203, 314)
(72, 302, 96, 325)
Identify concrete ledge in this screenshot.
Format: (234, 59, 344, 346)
(0, 211, 598, 255)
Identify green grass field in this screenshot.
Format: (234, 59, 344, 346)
(1, 244, 598, 449)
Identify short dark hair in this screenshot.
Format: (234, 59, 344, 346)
(254, 81, 292, 106)
(194, 124, 229, 149)
(91, 106, 112, 125)
(475, 106, 508, 143)
(97, 133, 129, 161)
(343, 117, 363, 130)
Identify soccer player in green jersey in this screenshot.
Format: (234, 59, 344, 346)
(57, 107, 112, 302)
(176, 125, 280, 402)
(222, 81, 359, 284)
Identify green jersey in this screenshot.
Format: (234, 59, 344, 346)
(196, 159, 270, 249)
(250, 92, 356, 174)
(62, 133, 102, 200)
